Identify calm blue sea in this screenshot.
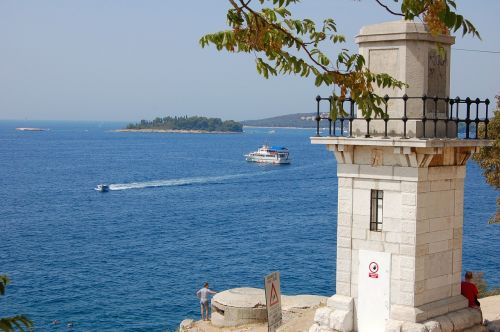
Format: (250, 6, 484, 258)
(0, 121, 498, 331)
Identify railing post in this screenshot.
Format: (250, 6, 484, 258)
(484, 99, 490, 139)
(315, 95, 321, 137)
(474, 98, 480, 139)
(433, 95, 438, 138)
(455, 97, 460, 138)
(445, 97, 450, 138)
(349, 99, 355, 138)
(422, 95, 427, 138)
(465, 97, 471, 139)
(402, 94, 408, 139)
(383, 95, 389, 139)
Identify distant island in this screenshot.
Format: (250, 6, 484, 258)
(122, 116, 243, 133)
(241, 113, 318, 128)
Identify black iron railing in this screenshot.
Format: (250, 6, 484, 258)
(315, 95, 491, 139)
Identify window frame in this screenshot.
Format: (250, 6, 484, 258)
(370, 189, 383, 232)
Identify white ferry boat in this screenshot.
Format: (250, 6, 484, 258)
(245, 145, 290, 164)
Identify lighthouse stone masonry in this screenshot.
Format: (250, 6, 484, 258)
(309, 21, 491, 332)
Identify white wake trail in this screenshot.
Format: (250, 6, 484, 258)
(108, 173, 254, 191)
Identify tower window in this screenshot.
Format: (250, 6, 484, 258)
(370, 190, 383, 231)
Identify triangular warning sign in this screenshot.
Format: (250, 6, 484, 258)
(269, 283, 279, 306)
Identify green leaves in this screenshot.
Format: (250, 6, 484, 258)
(0, 316, 34, 332)
(0, 275, 33, 332)
(201, 0, 479, 120)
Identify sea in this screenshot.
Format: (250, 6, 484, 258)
(0, 120, 498, 331)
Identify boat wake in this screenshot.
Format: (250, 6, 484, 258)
(108, 173, 256, 191)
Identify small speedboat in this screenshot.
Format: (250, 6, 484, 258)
(95, 184, 110, 192)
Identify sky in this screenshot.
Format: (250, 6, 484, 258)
(1, 1, 499, 122)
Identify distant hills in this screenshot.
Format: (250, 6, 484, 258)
(241, 113, 318, 128)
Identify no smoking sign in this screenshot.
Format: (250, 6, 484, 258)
(368, 262, 379, 278)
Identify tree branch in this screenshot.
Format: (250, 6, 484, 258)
(374, 0, 404, 16)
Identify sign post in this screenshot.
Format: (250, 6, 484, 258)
(264, 271, 282, 332)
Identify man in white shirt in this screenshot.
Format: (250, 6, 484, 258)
(196, 282, 217, 321)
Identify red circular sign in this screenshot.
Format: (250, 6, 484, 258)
(369, 262, 379, 273)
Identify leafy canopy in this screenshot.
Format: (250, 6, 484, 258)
(200, 0, 479, 118)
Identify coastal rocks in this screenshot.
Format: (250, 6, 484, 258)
(309, 295, 354, 332)
(179, 319, 194, 331)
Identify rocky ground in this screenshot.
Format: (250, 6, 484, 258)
(179, 295, 500, 332)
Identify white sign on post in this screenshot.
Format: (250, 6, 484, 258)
(357, 250, 391, 332)
(264, 271, 282, 332)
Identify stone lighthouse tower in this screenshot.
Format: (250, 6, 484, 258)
(309, 20, 491, 332)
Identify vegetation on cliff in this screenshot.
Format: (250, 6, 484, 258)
(473, 94, 500, 224)
(126, 116, 243, 132)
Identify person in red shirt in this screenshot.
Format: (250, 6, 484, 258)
(461, 271, 480, 308)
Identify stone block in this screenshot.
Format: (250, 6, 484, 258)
(327, 295, 353, 311)
(402, 206, 418, 220)
(338, 226, 352, 238)
(401, 233, 417, 245)
(329, 309, 353, 332)
(338, 213, 352, 226)
(425, 285, 451, 304)
(337, 236, 352, 248)
(385, 218, 403, 232)
(337, 259, 351, 272)
(391, 305, 427, 323)
(353, 239, 385, 251)
(401, 322, 428, 332)
(401, 256, 416, 269)
(352, 227, 367, 240)
(385, 319, 403, 332)
(359, 164, 394, 179)
(338, 177, 353, 188)
(416, 244, 428, 257)
(416, 221, 430, 234)
(446, 308, 477, 331)
(418, 181, 431, 193)
(428, 167, 456, 181)
(337, 164, 360, 178)
(400, 291, 416, 306)
(368, 230, 384, 241)
(352, 189, 371, 215)
(434, 315, 453, 332)
(423, 320, 441, 332)
(314, 307, 333, 326)
(429, 217, 452, 232)
(428, 240, 450, 254)
(402, 193, 417, 206)
(401, 244, 416, 256)
(308, 323, 320, 332)
(337, 271, 351, 283)
(338, 200, 353, 214)
(429, 229, 453, 243)
(384, 242, 400, 254)
(430, 180, 452, 192)
(425, 275, 451, 290)
(402, 182, 419, 193)
(401, 268, 416, 282)
(400, 280, 415, 293)
(336, 282, 351, 296)
(339, 188, 353, 200)
(402, 222, 417, 233)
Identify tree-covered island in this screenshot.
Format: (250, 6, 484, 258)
(123, 116, 243, 133)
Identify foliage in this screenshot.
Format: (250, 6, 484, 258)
(0, 275, 33, 332)
(126, 116, 243, 132)
(472, 271, 500, 298)
(200, 0, 479, 119)
(473, 95, 500, 224)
